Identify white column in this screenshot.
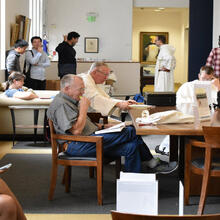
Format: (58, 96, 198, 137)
(0, 0, 6, 69)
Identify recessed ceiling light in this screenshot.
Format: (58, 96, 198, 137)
(158, 7, 165, 10)
(154, 9, 161, 12)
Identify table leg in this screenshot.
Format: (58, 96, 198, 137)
(43, 109, 47, 142)
(10, 109, 16, 146)
(34, 109, 39, 143)
(178, 136, 185, 215)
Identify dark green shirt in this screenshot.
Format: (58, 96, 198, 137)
(47, 92, 98, 136)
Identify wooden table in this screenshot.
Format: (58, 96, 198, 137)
(129, 108, 220, 136)
(129, 108, 220, 215)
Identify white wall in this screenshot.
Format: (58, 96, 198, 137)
(132, 8, 189, 83)
(213, 0, 220, 47)
(134, 0, 189, 8)
(46, 0, 133, 61)
(0, 0, 29, 82)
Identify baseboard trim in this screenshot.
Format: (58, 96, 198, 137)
(0, 134, 45, 141)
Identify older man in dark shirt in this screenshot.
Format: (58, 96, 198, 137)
(47, 74, 177, 173)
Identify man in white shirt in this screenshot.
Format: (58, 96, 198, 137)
(78, 62, 136, 116)
(154, 35, 176, 92)
(156, 66, 216, 156)
(25, 36, 50, 90)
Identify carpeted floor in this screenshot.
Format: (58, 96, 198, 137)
(12, 141, 51, 149)
(1, 152, 220, 215)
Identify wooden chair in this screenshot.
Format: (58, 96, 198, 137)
(111, 211, 220, 220)
(48, 113, 121, 205)
(184, 126, 220, 215)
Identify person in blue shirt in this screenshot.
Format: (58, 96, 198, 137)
(5, 72, 38, 100)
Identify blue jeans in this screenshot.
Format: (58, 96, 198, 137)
(66, 126, 153, 173)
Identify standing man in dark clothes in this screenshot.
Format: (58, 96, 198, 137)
(55, 31, 80, 79)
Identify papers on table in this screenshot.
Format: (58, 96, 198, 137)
(136, 110, 195, 125)
(117, 172, 158, 215)
(95, 122, 126, 134)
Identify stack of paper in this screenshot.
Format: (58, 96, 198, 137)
(117, 172, 158, 215)
(95, 122, 126, 134)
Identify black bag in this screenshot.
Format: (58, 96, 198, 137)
(144, 92, 176, 106)
(23, 50, 34, 87)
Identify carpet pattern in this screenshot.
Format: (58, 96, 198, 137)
(1, 152, 220, 214)
(13, 141, 51, 149)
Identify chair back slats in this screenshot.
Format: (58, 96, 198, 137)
(202, 126, 220, 149)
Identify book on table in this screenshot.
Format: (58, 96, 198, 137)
(95, 122, 126, 134)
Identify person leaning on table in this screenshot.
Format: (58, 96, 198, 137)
(78, 62, 137, 117)
(4, 71, 38, 100)
(47, 74, 177, 174)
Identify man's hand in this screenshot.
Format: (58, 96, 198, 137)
(63, 35, 67, 42)
(79, 97, 90, 110)
(116, 101, 130, 110)
(116, 100, 137, 110)
(37, 46, 43, 53)
(127, 100, 137, 105)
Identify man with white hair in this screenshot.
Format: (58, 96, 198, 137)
(47, 74, 177, 173)
(78, 62, 136, 116)
(156, 66, 217, 156)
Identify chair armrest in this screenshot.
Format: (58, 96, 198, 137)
(54, 133, 103, 143)
(189, 140, 206, 148)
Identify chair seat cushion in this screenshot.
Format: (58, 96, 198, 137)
(58, 152, 96, 161)
(192, 158, 220, 170)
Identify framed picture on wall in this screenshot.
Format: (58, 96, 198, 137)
(84, 37, 99, 53)
(140, 32, 169, 64)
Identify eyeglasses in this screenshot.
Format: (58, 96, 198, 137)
(96, 69, 110, 77)
(75, 87, 85, 92)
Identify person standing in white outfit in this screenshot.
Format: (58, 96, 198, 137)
(154, 35, 176, 92)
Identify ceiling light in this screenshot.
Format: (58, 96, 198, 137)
(154, 9, 161, 12)
(158, 7, 165, 10)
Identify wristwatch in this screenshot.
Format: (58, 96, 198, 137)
(101, 125, 105, 129)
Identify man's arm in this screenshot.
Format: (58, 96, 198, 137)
(13, 91, 38, 100)
(25, 50, 42, 65)
(206, 49, 214, 67)
(41, 52, 50, 68)
(69, 97, 90, 135)
(6, 54, 16, 73)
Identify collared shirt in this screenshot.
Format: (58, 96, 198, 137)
(78, 72, 120, 116)
(6, 50, 21, 73)
(25, 49, 50, 81)
(206, 47, 220, 77)
(47, 92, 98, 138)
(5, 88, 24, 97)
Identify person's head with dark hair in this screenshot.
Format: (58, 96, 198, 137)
(67, 31, 80, 46)
(6, 71, 26, 90)
(31, 36, 42, 43)
(198, 65, 214, 81)
(14, 39, 29, 54)
(155, 35, 166, 47)
(31, 36, 43, 50)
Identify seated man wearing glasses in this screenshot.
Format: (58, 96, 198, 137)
(176, 65, 217, 115)
(78, 62, 136, 117)
(47, 74, 177, 174)
(156, 66, 218, 156)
